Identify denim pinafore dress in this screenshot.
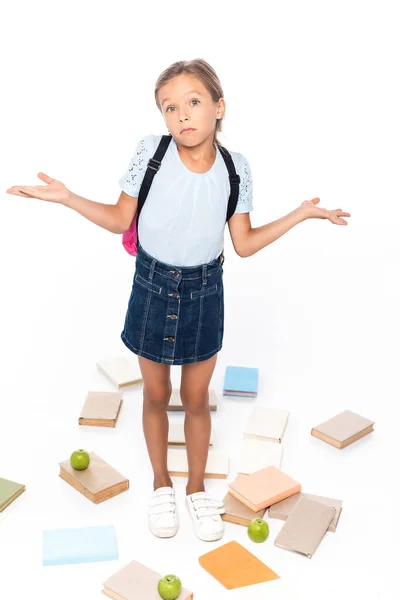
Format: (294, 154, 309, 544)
(121, 243, 225, 365)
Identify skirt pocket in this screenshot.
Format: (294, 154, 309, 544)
(134, 272, 163, 295)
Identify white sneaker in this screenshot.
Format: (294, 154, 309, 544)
(148, 486, 179, 538)
(186, 491, 225, 541)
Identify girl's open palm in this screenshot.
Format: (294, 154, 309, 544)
(6, 172, 69, 204)
(300, 197, 351, 225)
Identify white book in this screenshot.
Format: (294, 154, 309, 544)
(168, 388, 218, 411)
(243, 406, 289, 443)
(238, 438, 283, 474)
(167, 448, 229, 479)
(96, 357, 143, 389)
(168, 423, 214, 446)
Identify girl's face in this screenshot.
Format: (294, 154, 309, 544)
(158, 73, 225, 144)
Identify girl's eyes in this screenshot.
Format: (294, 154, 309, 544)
(166, 99, 199, 113)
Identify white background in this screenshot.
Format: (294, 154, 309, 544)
(0, 0, 398, 598)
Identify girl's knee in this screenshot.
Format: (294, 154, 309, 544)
(180, 389, 209, 414)
(143, 381, 172, 412)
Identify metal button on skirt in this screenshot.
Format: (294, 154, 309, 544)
(121, 243, 225, 365)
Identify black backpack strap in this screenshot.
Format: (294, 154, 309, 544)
(217, 144, 241, 222)
(136, 134, 172, 236)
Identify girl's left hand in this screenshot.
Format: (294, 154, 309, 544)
(299, 197, 351, 225)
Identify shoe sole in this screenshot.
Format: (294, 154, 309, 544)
(149, 526, 179, 538)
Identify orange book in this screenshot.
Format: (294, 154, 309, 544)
(228, 465, 301, 512)
(199, 540, 279, 590)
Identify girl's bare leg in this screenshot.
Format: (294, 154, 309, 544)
(138, 355, 172, 490)
(180, 353, 219, 495)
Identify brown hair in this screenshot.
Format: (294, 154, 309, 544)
(154, 58, 225, 147)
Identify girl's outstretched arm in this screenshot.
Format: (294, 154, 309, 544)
(6, 172, 136, 234)
(228, 198, 351, 258)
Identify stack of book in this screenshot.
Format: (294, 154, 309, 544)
(225, 465, 342, 558)
(223, 366, 258, 398)
(223, 465, 300, 527)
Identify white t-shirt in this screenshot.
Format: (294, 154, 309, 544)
(119, 134, 253, 266)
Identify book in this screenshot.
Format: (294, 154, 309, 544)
(168, 388, 218, 411)
(43, 525, 118, 566)
(221, 492, 266, 527)
(59, 451, 129, 503)
(274, 496, 335, 558)
(96, 357, 143, 388)
(268, 492, 342, 532)
(0, 477, 26, 512)
(311, 409, 374, 448)
(238, 438, 283, 474)
(102, 559, 193, 600)
(199, 540, 279, 589)
(167, 448, 229, 479)
(168, 422, 214, 446)
(223, 366, 258, 397)
(228, 465, 301, 512)
(243, 406, 289, 443)
(79, 391, 123, 427)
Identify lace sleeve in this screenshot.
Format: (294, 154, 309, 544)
(119, 136, 153, 197)
(234, 155, 254, 214)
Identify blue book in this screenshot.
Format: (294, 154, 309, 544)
(42, 525, 118, 566)
(223, 366, 258, 397)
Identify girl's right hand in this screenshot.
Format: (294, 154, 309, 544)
(6, 172, 70, 204)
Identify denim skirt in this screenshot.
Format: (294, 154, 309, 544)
(121, 243, 225, 365)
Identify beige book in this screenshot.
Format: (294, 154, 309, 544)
(238, 438, 283, 474)
(268, 492, 342, 532)
(168, 448, 229, 479)
(228, 465, 301, 512)
(59, 451, 129, 504)
(244, 406, 289, 443)
(96, 357, 143, 388)
(221, 492, 266, 527)
(79, 391, 123, 427)
(168, 388, 218, 411)
(311, 409, 374, 448)
(168, 422, 214, 446)
(274, 496, 335, 558)
(102, 559, 193, 600)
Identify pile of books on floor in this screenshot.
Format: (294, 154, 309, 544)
(1, 357, 375, 596)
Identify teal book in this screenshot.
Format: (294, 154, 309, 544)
(223, 366, 259, 397)
(0, 477, 25, 512)
(42, 525, 118, 566)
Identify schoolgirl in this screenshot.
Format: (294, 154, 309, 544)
(6, 58, 350, 542)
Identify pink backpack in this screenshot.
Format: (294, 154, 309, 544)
(122, 134, 240, 256)
(122, 213, 139, 256)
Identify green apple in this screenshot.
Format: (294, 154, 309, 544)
(70, 449, 90, 470)
(247, 517, 269, 543)
(157, 574, 182, 600)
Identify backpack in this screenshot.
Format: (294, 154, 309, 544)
(122, 133, 241, 256)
